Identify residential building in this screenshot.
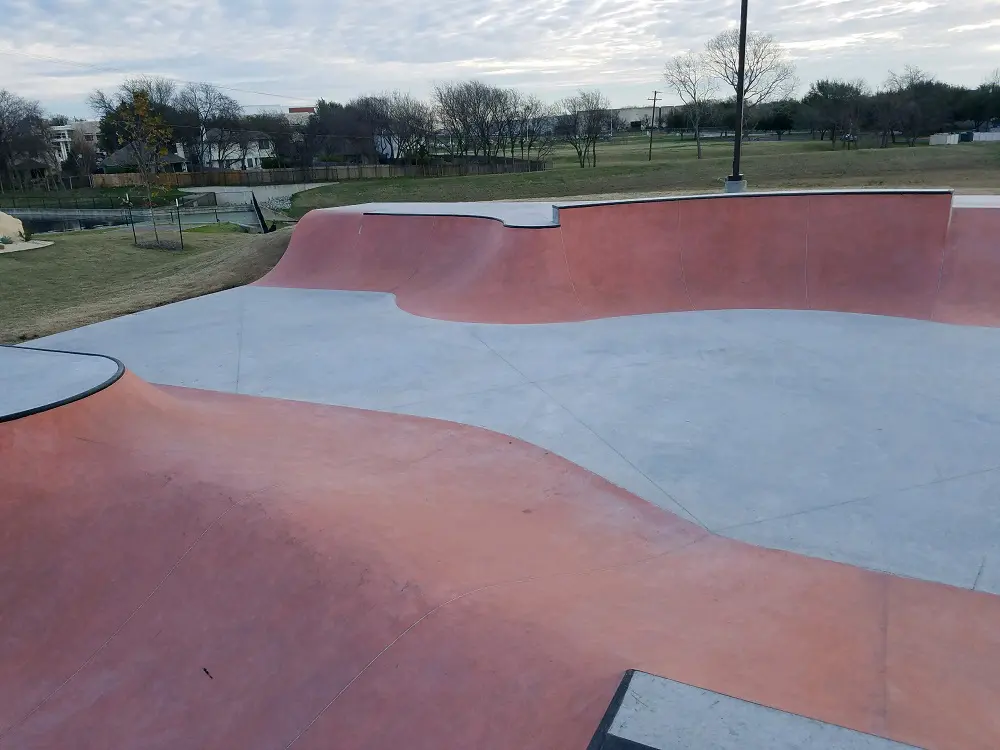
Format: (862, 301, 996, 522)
(102, 143, 187, 173)
(50, 120, 100, 163)
(175, 129, 276, 170)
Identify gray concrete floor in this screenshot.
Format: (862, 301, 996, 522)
(609, 672, 917, 749)
(32, 286, 1000, 594)
(0, 347, 119, 419)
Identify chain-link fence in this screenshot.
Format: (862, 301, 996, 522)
(0, 192, 216, 211)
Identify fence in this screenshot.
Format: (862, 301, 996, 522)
(0, 192, 216, 211)
(91, 159, 548, 189)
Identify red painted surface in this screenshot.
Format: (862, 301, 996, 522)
(933, 208, 1000, 326)
(2, 375, 1000, 749)
(258, 193, 999, 326)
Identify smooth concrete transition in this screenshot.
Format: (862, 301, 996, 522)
(4, 375, 1000, 750)
(605, 672, 918, 749)
(0, 346, 120, 420)
(261, 192, 1000, 326)
(6, 191, 1000, 749)
(34, 287, 1000, 593)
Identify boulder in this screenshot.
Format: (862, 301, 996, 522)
(0, 211, 25, 242)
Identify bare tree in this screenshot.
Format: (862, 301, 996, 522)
(515, 95, 554, 162)
(0, 90, 51, 190)
(174, 83, 243, 169)
(704, 30, 796, 130)
(663, 52, 718, 158)
(122, 76, 177, 110)
(67, 130, 100, 176)
(351, 94, 396, 159)
(388, 92, 435, 161)
(434, 82, 475, 159)
(556, 89, 611, 168)
(884, 66, 952, 146)
(802, 78, 869, 148)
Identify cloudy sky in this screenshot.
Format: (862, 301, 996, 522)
(2, 0, 998, 117)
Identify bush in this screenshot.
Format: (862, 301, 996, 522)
(0, 236, 12, 245)
(19, 227, 33, 242)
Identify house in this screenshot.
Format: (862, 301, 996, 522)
(9, 158, 54, 187)
(175, 129, 276, 170)
(50, 121, 100, 163)
(102, 143, 187, 173)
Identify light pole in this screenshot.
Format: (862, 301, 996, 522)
(726, 0, 750, 193)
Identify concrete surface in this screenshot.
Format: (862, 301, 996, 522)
(34, 288, 1000, 593)
(953, 195, 1000, 208)
(341, 200, 559, 226)
(0, 239, 53, 254)
(4, 371, 999, 750)
(608, 672, 918, 749)
(179, 183, 334, 206)
(7, 191, 1000, 750)
(0, 346, 119, 419)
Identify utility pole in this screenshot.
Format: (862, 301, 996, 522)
(648, 90, 660, 161)
(726, 0, 750, 192)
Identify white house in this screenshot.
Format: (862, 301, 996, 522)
(50, 121, 100, 163)
(175, 129, 276, 170)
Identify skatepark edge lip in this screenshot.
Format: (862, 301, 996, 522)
(261, 189, 998, 326)
(338, 188, 956, 228)
(0, 345, 125, 424)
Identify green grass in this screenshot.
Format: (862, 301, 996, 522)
(0, 227, 291, 343)
(186, 222, 247, 234)
(292, 140, 1000, 216)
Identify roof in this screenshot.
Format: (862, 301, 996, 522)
(102, 143, 186, 169)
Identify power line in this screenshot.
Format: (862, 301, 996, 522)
(0, 48, 318, 103)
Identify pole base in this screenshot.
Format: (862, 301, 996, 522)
(724, 178, 748, 194)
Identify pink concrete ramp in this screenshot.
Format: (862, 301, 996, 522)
(3, 373, 1000, 749)
(258, 192, 1000, 326)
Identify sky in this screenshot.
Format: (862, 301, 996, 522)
(1, 0, 998, 118)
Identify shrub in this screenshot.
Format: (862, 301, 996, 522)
(19, 227, 33, 242)
(0, 236, 12, 245)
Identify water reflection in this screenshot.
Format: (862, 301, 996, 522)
(21, 216, 132, 233)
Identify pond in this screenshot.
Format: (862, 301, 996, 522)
(21, 216, 133, 233)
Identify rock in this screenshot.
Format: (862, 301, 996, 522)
(0, 211, 25, 242)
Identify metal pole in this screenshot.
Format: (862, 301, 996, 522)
(648, 91, 660, 161)
(727, 0, 750, 192)
(176, 198, 184, 250)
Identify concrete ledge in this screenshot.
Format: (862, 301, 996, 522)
(589, 671, 918, 749)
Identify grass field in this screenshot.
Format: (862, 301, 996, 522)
(291, 137, 1000, 216)
(186, 222, 248, 234)
(0, 227, 291, 343)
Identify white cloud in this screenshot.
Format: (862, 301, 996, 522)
(1, 0, 997, 115)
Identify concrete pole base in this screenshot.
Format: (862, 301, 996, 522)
(724, 179, 748, 194)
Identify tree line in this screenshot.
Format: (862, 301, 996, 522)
(663, 32, 1000, 157)
(1, 26, 999, 189)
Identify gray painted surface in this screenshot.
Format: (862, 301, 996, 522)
(337, 200, 559, 227)
(32, 287, 1000, 593)
(952, 195, 1000, 208)
(609, 672, 918, 749)
(0, 347, 119, 419)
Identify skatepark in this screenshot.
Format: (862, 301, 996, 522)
(3, 189, 1000, 749)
